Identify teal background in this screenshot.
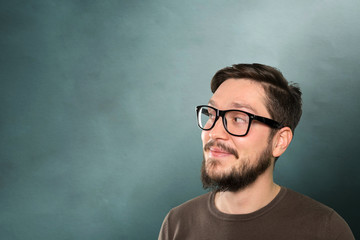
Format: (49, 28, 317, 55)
(1, 0, 359, 239)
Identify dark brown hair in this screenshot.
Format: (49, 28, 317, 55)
(211, 63, 302, 135)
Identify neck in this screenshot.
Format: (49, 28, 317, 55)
(214, 168, 280, 214)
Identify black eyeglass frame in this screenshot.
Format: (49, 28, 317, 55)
(196, 105, 283, 137)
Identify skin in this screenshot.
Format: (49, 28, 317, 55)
(202, 78, 293, 214)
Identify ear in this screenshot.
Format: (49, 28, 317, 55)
(272, 127, 293, 158)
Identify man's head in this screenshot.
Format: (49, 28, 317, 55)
(199, 63, 302, 192)
(211, 63, 302, 135)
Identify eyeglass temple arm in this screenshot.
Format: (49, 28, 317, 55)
(253, 116, 283, 129)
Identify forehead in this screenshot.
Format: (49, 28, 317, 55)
(209, 78, 268, 115)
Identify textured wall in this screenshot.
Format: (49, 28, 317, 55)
(1, 0, 359, 239)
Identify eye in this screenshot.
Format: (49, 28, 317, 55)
(234, 117, 246, 123)
(227, 111, 249, 125)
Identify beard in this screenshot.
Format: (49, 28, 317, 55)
(201, 143, 273, 192)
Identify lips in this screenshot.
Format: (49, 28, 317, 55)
(209, 147, 232, 158)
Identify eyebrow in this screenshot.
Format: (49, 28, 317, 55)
(208, 99, 257, 114)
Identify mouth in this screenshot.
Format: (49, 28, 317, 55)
(208, 147, 233, 158)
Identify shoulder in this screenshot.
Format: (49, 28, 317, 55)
(159, 192, 213, 239)
(282, 188, 338, 220)
(282, 188, 354, 239)
(283, 188, 333, 212)
(167, 192, 211, 219)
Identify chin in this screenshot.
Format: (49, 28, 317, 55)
(206, 163, 233, 179)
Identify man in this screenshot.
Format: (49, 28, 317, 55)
(158, 63, 354, 240)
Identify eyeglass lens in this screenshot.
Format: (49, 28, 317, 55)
(198, 106, 250, 136)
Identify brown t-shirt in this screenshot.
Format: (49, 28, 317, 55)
(159, 187, 354, 240)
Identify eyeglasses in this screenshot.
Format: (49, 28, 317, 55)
(196, 105, 283, 137)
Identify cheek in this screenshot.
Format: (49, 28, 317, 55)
(232, 131, 270, 154)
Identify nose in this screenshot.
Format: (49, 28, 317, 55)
(208, 116, 229, 140)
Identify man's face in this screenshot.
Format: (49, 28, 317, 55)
(201, 79, 275, 191)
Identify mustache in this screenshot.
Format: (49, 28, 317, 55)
(204, 140, 239, 159)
